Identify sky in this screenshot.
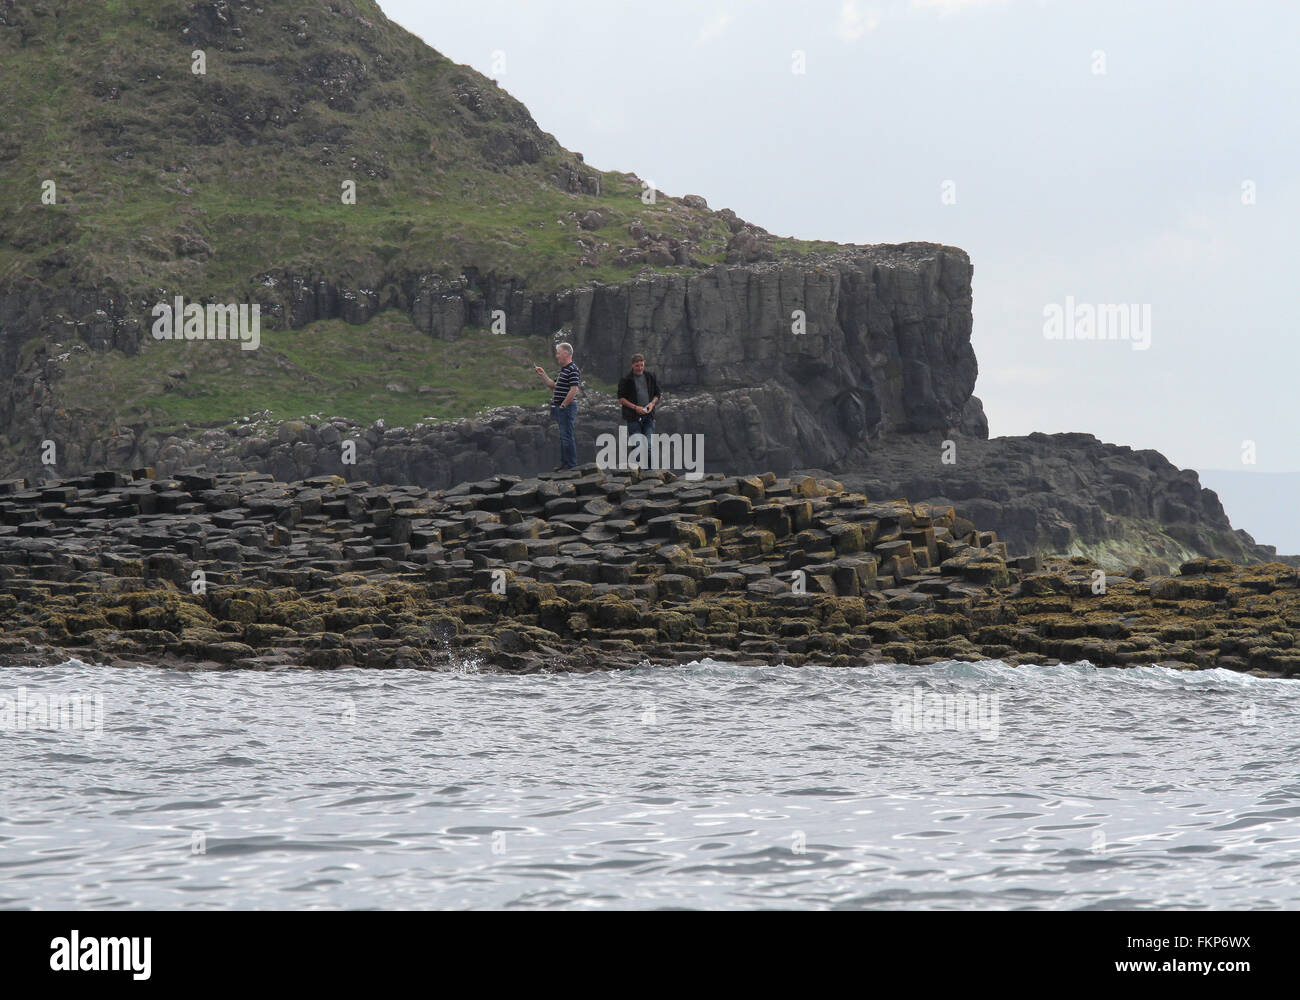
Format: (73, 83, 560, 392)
(380, 0, 1297, 540)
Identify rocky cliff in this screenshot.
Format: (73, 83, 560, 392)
(0, 0, 1285, 575)
(95, 401, 1275, 574)
(3, 465, 1297, 676)
(830, 432, 1289, 571)
(1, 244, 986, 480)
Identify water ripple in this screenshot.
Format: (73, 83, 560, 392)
(0, 658, 1297, 908)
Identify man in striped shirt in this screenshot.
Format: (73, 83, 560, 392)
(534, 341, 581, 470)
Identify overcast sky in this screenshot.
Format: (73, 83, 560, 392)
(383, 0, 1296, 484)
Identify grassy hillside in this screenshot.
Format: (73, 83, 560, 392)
(31, 310, 617, 443)
(0, 0, 836, 301)
(0, 0, 842, 438)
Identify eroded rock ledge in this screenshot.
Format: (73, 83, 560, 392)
(0, 467, 1296, 676)
(125, 411, 1284, 573)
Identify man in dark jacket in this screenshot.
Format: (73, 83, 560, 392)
(617, 354, 660, 462)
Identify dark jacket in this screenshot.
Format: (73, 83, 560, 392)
(617, 370, 661, 421)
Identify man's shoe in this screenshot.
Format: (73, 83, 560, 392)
(553, 466, 565, 472)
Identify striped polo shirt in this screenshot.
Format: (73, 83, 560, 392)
(551, 361, 580, 407)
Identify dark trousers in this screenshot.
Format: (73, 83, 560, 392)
(552, 402, 578, 468)
(625, 415, 655, 466)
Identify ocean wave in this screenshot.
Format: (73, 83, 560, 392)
(6, 655, 1293, 692)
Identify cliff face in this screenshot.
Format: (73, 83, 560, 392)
(2, 245, 987, 481)
(539, 245, 980, 439)
(238, 241, 983, 446)
(832, 432, 1287, 573)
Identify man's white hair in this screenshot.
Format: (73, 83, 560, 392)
(555, 342, 573, 355)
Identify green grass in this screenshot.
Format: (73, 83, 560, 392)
(0, 0, 825, 302)
(50, 311, 616, 431)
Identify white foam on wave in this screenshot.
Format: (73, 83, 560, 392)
(19, 655, 1297, 691)
(656, 656, 1294, 689)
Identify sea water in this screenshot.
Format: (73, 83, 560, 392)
(2, 658, 1298, 909)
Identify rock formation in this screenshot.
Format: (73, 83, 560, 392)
(98, 401, 1279, 574)
(2, 466, 1297, 676)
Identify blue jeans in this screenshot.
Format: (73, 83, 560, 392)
(625, 415, 655, 466)
(552, 402, 578, 468)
